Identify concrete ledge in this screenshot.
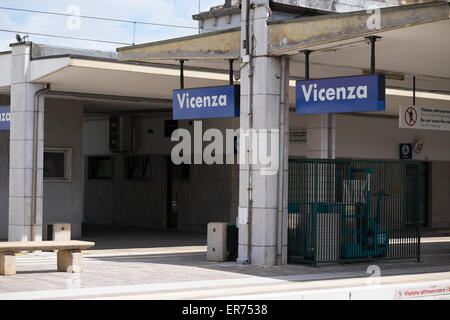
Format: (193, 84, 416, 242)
(268, 1, 450, 55)
(0, 240, 95, 252)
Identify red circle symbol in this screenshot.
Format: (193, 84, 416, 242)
(405, 107, 417, 127)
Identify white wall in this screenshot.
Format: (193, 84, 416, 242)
(44, 98, 84, 239)
(289, 113, 313, 158)
(336, 115, 450, 161)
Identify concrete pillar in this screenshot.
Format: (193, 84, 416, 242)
(0, 253, 16, 276)
(307, 114, 336, 159)
(57, 250, 83, 273)
(237, 1, 289, 266)
(8, 43, 45, 241)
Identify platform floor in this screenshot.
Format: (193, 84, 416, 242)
(0, 225, 449, 300)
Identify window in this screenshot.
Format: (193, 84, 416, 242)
(44, 148, 72, 182)
(126, 156, 151, 180)
(88, 156, 113, 180)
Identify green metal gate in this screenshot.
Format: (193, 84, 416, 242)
(288, 159, 423, 266)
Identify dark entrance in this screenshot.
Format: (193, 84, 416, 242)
(166, 159, 190, 229)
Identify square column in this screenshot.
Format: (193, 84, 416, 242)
(238, 1, 289, 266)
(8, 43, 45, 241)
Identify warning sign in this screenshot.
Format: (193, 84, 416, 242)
(289, 129, 307, 144)
(399, 105, 450, 131)
(396, 283, 450, 300)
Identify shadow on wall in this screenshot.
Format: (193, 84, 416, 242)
(0, 94, 10, 240)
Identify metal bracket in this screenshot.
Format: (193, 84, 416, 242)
(365, 36, 382, 74)
(179, 59, 185, 89)
(301, 50, 312, 80)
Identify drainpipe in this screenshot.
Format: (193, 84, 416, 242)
(242, 0, 253, 264)
(31, 84, 50, 241)
(247, 0, 254, 264)
(276, 56, 288, 265)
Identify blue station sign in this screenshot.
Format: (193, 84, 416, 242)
(296, 74, 386, 114)
(173, 85, 240, 120)
(0, 106, 10, 130)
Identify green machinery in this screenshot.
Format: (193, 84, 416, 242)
(341, 167, 389, 259)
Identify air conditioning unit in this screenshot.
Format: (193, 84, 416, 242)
(109, 115, 132, 153)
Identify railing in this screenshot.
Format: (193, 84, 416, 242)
(288, 159, 423, 266)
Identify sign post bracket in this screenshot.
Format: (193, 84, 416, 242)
(365, 36, 382, 74)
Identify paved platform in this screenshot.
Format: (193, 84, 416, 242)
(1, 225, 449, 300)
(0, 234, 449, 300)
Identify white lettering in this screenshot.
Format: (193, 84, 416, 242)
(318, 89, 326, 101)
(336, 87, 346, 100)
(204, 96, 211, 107)
(301, 84, 313, 102)
(211, 96, 218, 107)
(218, 95, 227, 107)
(301, 83, 371, 102)
(176, 92, 233, 109)
(357, 85, 368, 99)
(177, 93, 186, 109)
(195, 96, 203, 108)
(347, 86, 356, 99)
(326, 88, 335, 101)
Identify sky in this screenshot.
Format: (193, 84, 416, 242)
(0, 0, 224, 52)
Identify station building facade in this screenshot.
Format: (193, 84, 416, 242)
(0, 0, 449, 266)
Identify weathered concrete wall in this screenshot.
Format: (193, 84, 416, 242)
(0, 94, 10, 239)
(430, 162, 450, 228)
(84, 154, 167, 228)
(83, 116, 238, 231)
(44, 99, 84, 239)
(174, 163, 233, 232)
(273, 0, 399, 12)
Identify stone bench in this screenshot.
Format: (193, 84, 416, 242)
(0, 240, 95, 276)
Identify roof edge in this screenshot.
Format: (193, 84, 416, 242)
(117, 27, 241, 53)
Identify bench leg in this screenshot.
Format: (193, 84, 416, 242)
(57, 250, 83, 273)
(0, 253, 16, 276)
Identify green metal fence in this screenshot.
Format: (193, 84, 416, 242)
(288, 159, 423, 266)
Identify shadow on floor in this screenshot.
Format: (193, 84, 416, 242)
(81, 223, 207, 250)
(79, 223, 450, 283)
(85, 240, 450, 284)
